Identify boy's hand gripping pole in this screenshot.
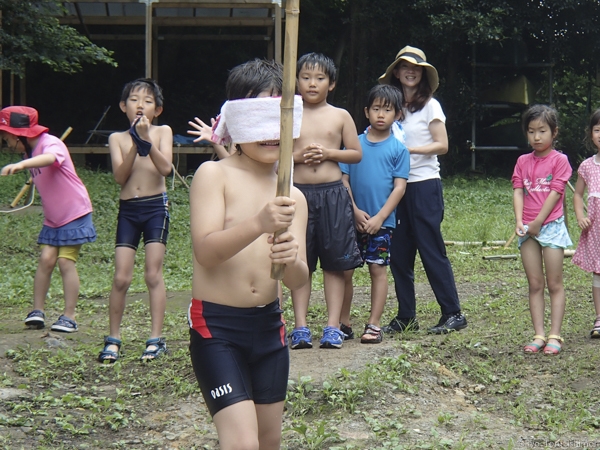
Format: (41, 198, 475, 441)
(10, 127, 73, 208)
(271, 0, 300, 281)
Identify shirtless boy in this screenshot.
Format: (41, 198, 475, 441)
(289, 53, 363, 350)
(98, 78, 173, 363)
(188, 59, 308, 449)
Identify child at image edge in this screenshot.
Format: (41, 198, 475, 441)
(512, 104, 572, 355)
(0, 106, 97, 332)
(340, 84, 409, 344)
(187, 59, 308, 449)
(98, 78, 173, 363)
(289, 52, 363, 350)
(573, 109, 600, 338)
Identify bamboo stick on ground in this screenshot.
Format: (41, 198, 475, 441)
(271, 0, 300, 280)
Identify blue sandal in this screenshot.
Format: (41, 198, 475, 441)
(141, 337, 168, 361)
(98, 336, 122, 364)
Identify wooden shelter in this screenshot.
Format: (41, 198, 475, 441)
(59, 0, 284, 80)
(51, 0, 285, 167)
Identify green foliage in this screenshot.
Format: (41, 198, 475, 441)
(0, 0, 116, 76)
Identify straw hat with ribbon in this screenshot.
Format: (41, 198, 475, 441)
(378, 45, 439, 93)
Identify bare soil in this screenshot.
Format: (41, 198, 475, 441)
(0, 282, 597, 449)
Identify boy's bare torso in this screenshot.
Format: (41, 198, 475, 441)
(110, 125, 171, 199)
(293, 103, 347, 184)
(192, 157, 305, 307)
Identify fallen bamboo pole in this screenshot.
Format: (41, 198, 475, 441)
(445, 240, 507, 246)
(271, 0, 300, 280)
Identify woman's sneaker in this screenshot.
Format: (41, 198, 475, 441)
(50, 315, 78, 333)
(427, 313, 467, 334)
(24, 310, 45, 329)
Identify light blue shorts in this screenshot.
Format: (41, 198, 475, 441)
(518, 216, 572, 249)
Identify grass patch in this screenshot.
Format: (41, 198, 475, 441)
(1, 159, 599, 448)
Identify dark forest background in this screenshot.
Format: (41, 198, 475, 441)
(6, 0, 600, 176)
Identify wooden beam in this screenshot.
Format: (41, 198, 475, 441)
(59, 16, 274, 26)
(67, 0, 277, 5)
(89, 33, 271, 40)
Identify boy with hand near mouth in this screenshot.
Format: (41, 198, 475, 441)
(98, 78, 173, 363)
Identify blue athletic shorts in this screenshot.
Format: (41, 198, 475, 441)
(188, 298, 289, 416)
(294, 180, 362, 272)
(116, 193, 169, 249)
(357, 227, 393, 265)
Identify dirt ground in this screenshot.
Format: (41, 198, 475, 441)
(0, 282, 594, 449)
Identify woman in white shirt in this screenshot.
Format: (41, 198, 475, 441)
(378, 46, 467, 335)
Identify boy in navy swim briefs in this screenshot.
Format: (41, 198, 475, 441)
(98, 78, 173, 363)
(187, 59, 308, 449)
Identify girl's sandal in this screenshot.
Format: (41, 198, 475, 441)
(523, 335, 546, 353)
(543, 335, 563, 355)
(590, 317, 600, 339)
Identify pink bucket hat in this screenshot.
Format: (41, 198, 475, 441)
(0, 106, 49, 138)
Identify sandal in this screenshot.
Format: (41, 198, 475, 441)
(141, 337, 168, 361)
(360, 324, 383, 344)
(523, 335, 546, 353)
(591, 317, 600, 339)
(98, 336, 122, 364)
(544, 335, 563, 355)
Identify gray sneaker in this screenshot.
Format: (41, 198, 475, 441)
(50, 315, 78, 333)
(25, 310, 45, 329)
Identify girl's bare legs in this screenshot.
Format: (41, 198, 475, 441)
(212, 400, 284, 450)
(57, 257, 80, 319)
(520, 239, 546, 347)
(593, 273, 600, 319)
(543, 247, 566, 348)
(340, 269, 354, 327)
(33, 245, 59, 311)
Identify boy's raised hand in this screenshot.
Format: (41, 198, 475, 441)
(187, 117, 217, 143)
(257, 197, 296, 234)
(134, 115, 152, 141)
(268, 230, 300, 265)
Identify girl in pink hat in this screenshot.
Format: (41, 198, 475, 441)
(0, 106, 96, 333)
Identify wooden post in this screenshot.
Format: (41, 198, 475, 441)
(271, 0, 300, 280)
(274, 3, 282, 64)
(144, 0, 154, 79)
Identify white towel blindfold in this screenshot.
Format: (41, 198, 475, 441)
(211, 95, 303, 145)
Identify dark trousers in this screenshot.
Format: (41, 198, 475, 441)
(389, 178, 461, 318)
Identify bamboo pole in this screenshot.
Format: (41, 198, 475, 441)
(271, 0, 300, 281)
